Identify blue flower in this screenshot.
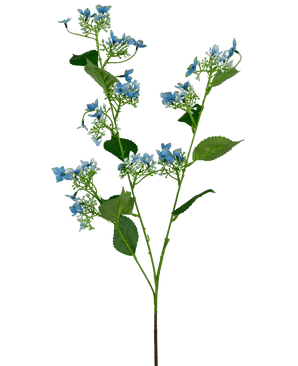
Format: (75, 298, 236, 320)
(157, 143, 174, 164)
(125, 88, 139, 99)
(52, 166, 72, 182)
(65, 192, 79, 203)
(130, 153, 141, 164)
(140, 153, 154, 166)
(121, 33, 136, 46)
(160, 91, 180, 105)
(124, 69, 133, 82)
(175, 90, 187, 102)
(79, 158, 96, 172)
(70, 202, 84, 215)
(86, 99, 98, 112)
(89, 106, 104, 120)
(116, 82, 130, 95)
(79, 221, 87, 231)
(95, 5, 112, 14)
(175, 81, 190, 91)
(186, 57, 199, 77)
(228, 38, 237, 57)
(66, 165, 83, 176)
(219, 50, 230, 63)
(93, 13, 107, 21)
(77, 121, 88, 131)
(91, 135, 102, 146)
(58, 18, 72, 24)
(78, 8, 95, 21)
(118, 163, 126, 170)
(209, 44, 222, 58)
(173, 148, 184, 161)
(134, 40, 147, 49)
(107, 30, 122, 45)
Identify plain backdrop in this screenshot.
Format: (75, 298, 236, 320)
(1, 1, 297, 365)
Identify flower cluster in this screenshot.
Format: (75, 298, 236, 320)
(66, 192, 99, 232)
(52, 158, 100, 183)
(185, 39, 237, 81)
(52, 158, 101, 231)
(57, 5, 111, 27)
(106, 30, 146, 49)
(108, 69, 141, 108)
(117, 143, 187, 186)
(160, 81, 200, 111)
(77, 99, 119, 145)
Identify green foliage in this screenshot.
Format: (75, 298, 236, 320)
(210, 68, 240, 88)
(192, 136, 244, 162)
(113, 216, 139, 256)
(104, 135, 138, 161)
(177, 103, 203, 130)
(84, 58, 119, 91)
(98, 187, 132, 224)
(69, 50, 99, 67)
(171, 189, 215, 220)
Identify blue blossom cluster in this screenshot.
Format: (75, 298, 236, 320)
(65, 191, 84, 218)
(58, 5, 112, 24)
(159, 81, 198, 109)
(186, 39, 237, 77)
(157, 143, 184, 164)
(117, 143, 184, 172)
(106, 30, 147, 49)
(77, 98, 107, 146)
(115, 69, 140, 100)
(64, 191, 98, 231)
(52, 158, 99, 183)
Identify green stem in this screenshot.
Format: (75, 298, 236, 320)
(94, 31, 157, 296)
(154, 70, 214, 313)
(95, 33, 103, 68)
(115, 222, 155, 295)
(65, 26, 96, 40)
(127, 174, 157, 282)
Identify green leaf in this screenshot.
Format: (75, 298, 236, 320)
(172, 189, 215, 218)
(84, 58, 119, 92)
(210, 68, 240, 88)
(107, 194, 120, 201)
(177, 103, 203, 129)
(192, 136, 244, 162)
(69, 50, 98, 67)
(113, 216, 139, 256)
(104, 135, 138, 162)
(98, 188, 131, 224)
(98, 197, 119, 223)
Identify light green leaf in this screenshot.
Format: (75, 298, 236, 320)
(210, 68, 239, 88)
(172, 189, 215, 218)
(98, 188, 131, 224)
(113, 216, 139, 256)
(84, 58, 119, 92)
(192, 136, 244, 162)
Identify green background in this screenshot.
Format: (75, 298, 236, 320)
(0, 0, 298, 366)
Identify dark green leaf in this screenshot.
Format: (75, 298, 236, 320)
(172, 189, 215, 217)
(69, 50, 98, 67)
(192, 136, 244, 162)
(113, 216, 139, 256)
(210, 68, 240, 88)
(84, 58, 119, 92)
(104, 135, 138, 162)
(178, 103, 203, 129)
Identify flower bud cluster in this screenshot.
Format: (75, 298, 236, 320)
(185, 38, 238, 81)
(160, 81, 200, 112)
(76, 99, 121, 147)
(117, 144, 187, 185)
(113, 69, 141, 108)
(52, 158, 100, 183)
(77, 6, 112, 36)
(64, 192, 99, 232)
